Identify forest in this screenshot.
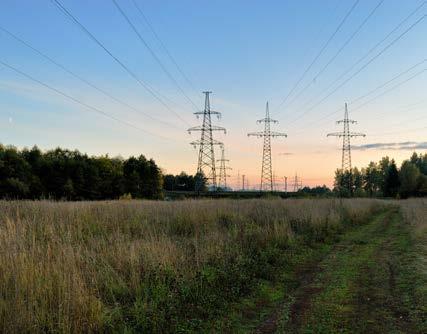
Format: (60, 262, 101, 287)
(0, 144, 163, 200)
(334, 152, 427, 198)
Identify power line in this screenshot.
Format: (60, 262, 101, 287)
(286, 14, 426, 126)
(296, 1, 426, 113)
(274, 0, 360, 112)
(130, 0, 199, 96)
(111, 0, 199, 112)
(0, 25, 182, 130)
(351, 68, 426, 112)
(50, 0, 190, 126)
(289, 62, 426, 135)
(282, 0, 384, 110)
(0, 59, 174, 141)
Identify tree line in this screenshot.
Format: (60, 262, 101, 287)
(334, 152, 427, 198)
(0, 144, 163, 200)
(2, 143, 426, 200)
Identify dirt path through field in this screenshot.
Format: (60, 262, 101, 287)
(256, 207, 426, 334)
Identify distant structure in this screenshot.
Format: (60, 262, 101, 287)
(217, 146, 232, 189)
(242, 174, 246, 191)
(236, 170, 241, 191)
(248, 102, 287, 191)
(291, 173, 303, 192)
(188, 92, 226, 190)
(327, 103, 366, 190)
(284, 176, 288, 193)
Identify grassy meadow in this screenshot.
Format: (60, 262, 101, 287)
(0, 198, 424, 333)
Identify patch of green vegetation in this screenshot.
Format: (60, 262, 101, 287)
(201, 210, 385, 333)
(286, 207, 426, 334)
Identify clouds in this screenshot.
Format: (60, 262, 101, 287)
(352, 142, 427, 151)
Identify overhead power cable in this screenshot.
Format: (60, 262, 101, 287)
(303, 59, 426, 126)
(297, 1, 426, 112)
(0, 59, 174, 141)
(286, 14, 426, 126)
(282, 0, 384, 110)
(274, 0, 360, 112)
(111, 0, 199, 111)
(288, 61, 426, 135)
(0, 25, 182, 130)
(50, 0, 190, 126)
(131, 0, 199, 96)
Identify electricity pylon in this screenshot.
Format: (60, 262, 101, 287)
(188, 92, 226, 190)
(248, 102, 287, 191)
(327, 103, 366, 172)
(291, 173, 303, 192)
(217, 146, 232, 189)
(327, 103, 366, 192)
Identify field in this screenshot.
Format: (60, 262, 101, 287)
(0, 198, 425, 333)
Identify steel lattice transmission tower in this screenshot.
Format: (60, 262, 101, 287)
(217, 146, 232, 189)
(188, 92, 226, 190)
(327, 103, 366, 191)
(327, 103, 366, 171)
(248, 102, 287, 191)
(291, 173, 303, 192)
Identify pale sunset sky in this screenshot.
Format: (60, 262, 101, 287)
(1, 0, 426, 189)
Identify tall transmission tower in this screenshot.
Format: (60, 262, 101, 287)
(291, 173, 303, 192)
(327, 103, 366, 191)
(217, 146, 232, 190)
(188, 92, 226, 190)
(248, 102, 287, 191)
(327, 103, 366, 171)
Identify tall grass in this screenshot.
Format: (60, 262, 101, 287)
(0, 198, 384, 333)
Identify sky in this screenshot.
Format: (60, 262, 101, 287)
(0, 0, 426, 189)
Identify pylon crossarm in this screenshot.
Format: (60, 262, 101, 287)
(190, 139, 223, 146)
(187, 126, 203, 133)
(349, 132, 366, 137)
(327, 132, 344, 137)
(270, 131, 287, 137)
(193, 110, 221, 116)
(188, 126, 226, 133)
(248, 132, 265, 138)
(210, 126, 226, 133)
(337, 120, 357, 124)
(257, 118, 278, 124)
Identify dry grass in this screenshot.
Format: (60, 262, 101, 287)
(0, 198, 385, 333)
(400, 198, 427, 233)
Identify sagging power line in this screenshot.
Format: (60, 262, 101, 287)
(111, 0, 199, 112)
(0, 59, 173, 141)
(274, 0, 361, 113)
(288, 5, 426, 126)
(50, 0, 190, 126)
(0, 25, 182, 130)
(130, 0, 200, 96)
(281, 0, 384, 111)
